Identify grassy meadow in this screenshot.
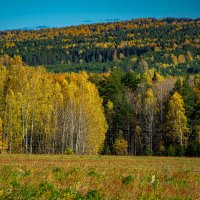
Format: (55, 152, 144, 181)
(0, 155, 199, 199)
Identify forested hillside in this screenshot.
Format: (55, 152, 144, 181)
(0, 18, 200, 74)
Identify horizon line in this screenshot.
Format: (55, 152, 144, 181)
(0, 16, 199, 31)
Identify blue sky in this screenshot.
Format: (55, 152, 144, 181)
(0, 0, 199, 30)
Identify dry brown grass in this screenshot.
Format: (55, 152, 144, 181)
(0, 155, 199, 199)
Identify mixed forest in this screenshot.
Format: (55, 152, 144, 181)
(0, 18, 200, 156)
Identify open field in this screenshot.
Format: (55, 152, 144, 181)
(0, 155, 200, 199)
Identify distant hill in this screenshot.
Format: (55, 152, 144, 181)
(0, 18, 199, 75)
(19, 25, 51, 31)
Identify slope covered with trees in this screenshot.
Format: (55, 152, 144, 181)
(0, 18, 200, 74)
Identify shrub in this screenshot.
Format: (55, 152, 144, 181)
(122, 175, 134, 185)
(38, 182, 59, 199)
(144, 146, 153, 156)
(168, 145, 176, 156)
(87, 170, 100, 178)
(157, 141, 165, 155)
(64, 147, 74, 155)
(60, 188, 76, 199)
(101, 146, 111, 155)
(66, 167, 80, 176)
(52, 167, 67, 181)
(86, 190, 101, 200)
(113, 138, 128, 155)
(17, 185, 37, 199)
(74, 192, 85, 200)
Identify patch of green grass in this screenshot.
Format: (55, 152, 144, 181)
(122, 175, 134, 185)
(87, 170, 101, 178)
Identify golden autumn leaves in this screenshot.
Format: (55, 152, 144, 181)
(0, 66, 107, 154)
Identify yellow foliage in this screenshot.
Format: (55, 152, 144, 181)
(178, 55, 186, 64)
(113, 138, 128, 155)
(166, 92, 189, 151)
(186, 51, 193, 62)
(171, 54, 178, 65)
(107, 100, 114, 111)
(0, 118, 8, 153)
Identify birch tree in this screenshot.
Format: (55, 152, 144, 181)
(165, 92, 189, 155)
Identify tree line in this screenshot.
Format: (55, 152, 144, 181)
(0, 60, 199, 156)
